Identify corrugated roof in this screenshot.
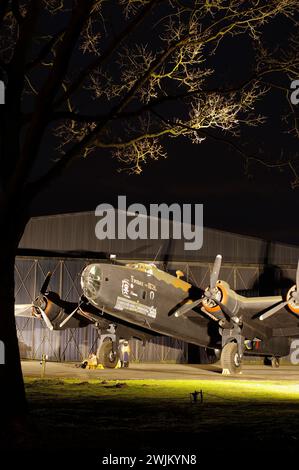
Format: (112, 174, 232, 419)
(19, 211, 299, 265)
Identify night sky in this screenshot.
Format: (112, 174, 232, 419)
(29, 134, 299, 244)
(29, 6, 299, 246)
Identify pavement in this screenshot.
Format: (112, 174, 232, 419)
(21, 360, 299, 381)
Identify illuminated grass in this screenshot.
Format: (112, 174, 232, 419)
(24, 378, 299, 401)
(23, 377, 299, 452)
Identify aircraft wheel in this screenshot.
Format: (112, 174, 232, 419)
(221, 342, 242, 375)
(98, 339, 119, 368)
(271, 357, 280, 368)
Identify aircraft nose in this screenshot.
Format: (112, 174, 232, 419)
(81, 264, 102, 301)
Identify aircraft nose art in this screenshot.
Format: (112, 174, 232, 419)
(81, 264, 102, 301)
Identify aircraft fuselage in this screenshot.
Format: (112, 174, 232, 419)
(81, 263, 220, 349)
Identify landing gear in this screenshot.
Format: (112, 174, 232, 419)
(79, 325, 120, 369)
(220, 326, 244, 375)
(221, 342, 242, 375)
(97, 337, 119, 369)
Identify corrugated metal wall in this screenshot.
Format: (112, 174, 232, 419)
(16, 256, 297, 363)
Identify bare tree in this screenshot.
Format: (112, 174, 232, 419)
(0, 0, 298, 445)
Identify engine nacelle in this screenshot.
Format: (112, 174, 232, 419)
(33, 292, 89, 330)
(202, 280, 239, 317)
(286, 285, 299, 315)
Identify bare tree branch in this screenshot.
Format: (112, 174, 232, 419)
(8, 0, 96, 194)
(54, 0, 159, 108)
(152, 109, 299, 189)
(25, 28, 66, 71)
(1, 0, 40, 189)
(11, 0, 24, 24)
(0, 0, 296, 199)
(0, 0, 9, 26)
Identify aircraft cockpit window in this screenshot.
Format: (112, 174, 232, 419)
(81, 265, 102, 300)
(126, 263, 138, 269)
(140, 263, 154, 274)
(126, 263, 155, 275)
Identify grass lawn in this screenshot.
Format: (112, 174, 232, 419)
(21, 377, 299, 459)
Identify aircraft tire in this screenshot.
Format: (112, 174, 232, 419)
(98, 339, 119, 368)
(221, 342, 242, 375)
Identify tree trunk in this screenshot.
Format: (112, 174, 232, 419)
(0, 207, 30, 449)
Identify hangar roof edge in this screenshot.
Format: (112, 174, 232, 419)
(20, 211, 299, 265)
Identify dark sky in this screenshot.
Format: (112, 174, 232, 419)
(29, 7, 299, 246)
(30, 131, 299, 244)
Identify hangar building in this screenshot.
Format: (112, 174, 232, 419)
(16, 211, 299, 364)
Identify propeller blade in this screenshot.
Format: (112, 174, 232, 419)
(211, 297, 234, 319)
(41, 272, 52, 294)
(208, 297, 245, 328)
(174, 298, 203, 317)
(59, 306, 79, 328)
(37, 306, 54, 331)
(259, 300, 289, 321)
(200, 307, 219, 322)
(15, 304, 34, 317)
(210, 254, 222, 290)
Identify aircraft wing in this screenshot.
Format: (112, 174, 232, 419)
(231, 295, 299, 337)
(15, 304, 34, 317)
(255, 307, 299, 337)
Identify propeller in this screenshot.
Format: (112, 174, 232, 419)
(210, 254, 222, 291)
(40, 272, 52, 294)
(260, 259, 299, 321)
(202, 254, 238, 320)
(36, 305, 54, 331)
(31, 272, 54, 330)
(173, 254, 241, 327)
(200, 306, 219, 322)
(259, 301, 289, 321)
(210, 297, 241, 325)
(59, 303, 81, 328)
(174, 298, 203, 317)
(173, 254, 232, 320)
